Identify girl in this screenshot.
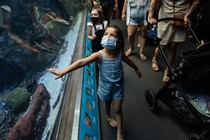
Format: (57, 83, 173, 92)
(47, 25, 141, 140)
(88, 7, 108, 52)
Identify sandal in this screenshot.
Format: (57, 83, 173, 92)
(106, 117, 117, 128)
(163, 71, 170, 83)
(125, 49, 133, 57)
(152, 57, 159, 71)
(139, 52, 147, 61)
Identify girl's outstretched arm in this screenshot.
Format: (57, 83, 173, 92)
(47, 52, 101, 79)
(122, 53, 141, 78)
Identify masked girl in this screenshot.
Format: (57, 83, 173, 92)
(88, 7, 108, 53)
(47, 25, 141, 140)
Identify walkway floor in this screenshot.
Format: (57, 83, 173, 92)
(99, 19, 199, 140)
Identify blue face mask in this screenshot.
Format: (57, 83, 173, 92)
(101, 37, 117, 50)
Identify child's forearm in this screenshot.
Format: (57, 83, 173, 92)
(88, 35, 94, 40)
(123, 57, 139, 71)
(63, 59, 86, 74)
(130, 62, 139, 71)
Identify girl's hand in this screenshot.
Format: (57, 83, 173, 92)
(92, 35, 97, 40)
(135, 69, 141, 78)
(47, 68, 65, 79)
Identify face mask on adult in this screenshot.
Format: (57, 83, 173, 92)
(101, 36, 118, 50)
(90, 16, 99, 24)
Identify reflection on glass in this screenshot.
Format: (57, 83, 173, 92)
(86, 99, 92, 111)
(84, 133, 93, 140)
(84, 112, 92, 128)
(86, 87, 91, 96)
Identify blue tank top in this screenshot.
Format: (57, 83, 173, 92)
(99, 50, 124, 83)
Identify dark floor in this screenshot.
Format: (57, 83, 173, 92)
(99, 19, 199, 140)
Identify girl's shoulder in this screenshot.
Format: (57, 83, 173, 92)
(87, 22, 93, 26)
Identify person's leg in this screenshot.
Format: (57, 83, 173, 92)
(104, 100, 117, 127)
(104, 100, 111, 118)
(152, 45, 167, 71)
(118, 1, 124, 19)
(112, 100, 124, 140)
(125, 25, 138, 56)
(152, 47, 160, 71)
(163, 42, 178, 83)
(167, 42, 178, 70)
(138, 24, 147, 61)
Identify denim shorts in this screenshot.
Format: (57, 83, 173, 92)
(97, 79, 124, 101)
(128, 6, 145, 25)
(129, 17, 144, 25)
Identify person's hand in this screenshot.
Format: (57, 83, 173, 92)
(92, 35, 97, 40)
(184, 15, 191, 27)
(122, 14, 126, 21)
(47, 68, 65, 79)
(135, 69, 141, 78)
(114, 4, 119, 11)
(148, 17, 157, 24)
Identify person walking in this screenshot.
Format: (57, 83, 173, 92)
(47, 25, 141, 140)
(122, 0, 150, 61)
(148, 0, 200, 83)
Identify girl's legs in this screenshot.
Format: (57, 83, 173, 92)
(104, 100, 111, 118)
(125, 25, 138, 56)
(138, 24, 147, 61)
(104, 100, 117, 127)
(112, 100, 124, 139)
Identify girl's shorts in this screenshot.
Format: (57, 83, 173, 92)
(97, 79, 124, 101)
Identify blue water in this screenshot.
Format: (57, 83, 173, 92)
(36, 12, 83, 139)
(0, 10, 83, 140)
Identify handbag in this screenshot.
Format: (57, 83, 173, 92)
(169, 14, 185, 27)
(169, 0, 185, 27)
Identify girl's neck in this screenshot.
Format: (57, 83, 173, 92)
(103, 48, 120, 58)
